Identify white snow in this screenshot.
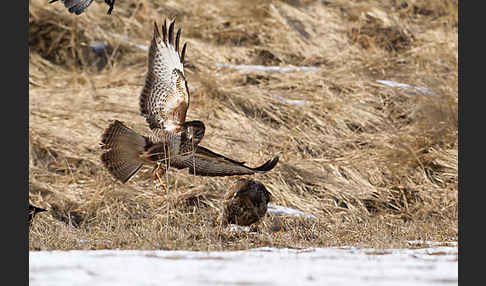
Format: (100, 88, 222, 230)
(267, 203, 317, 219)
(376, 80, 438, 97)
(271, 95, 313, 107)
(216, 63, 321, 73)
(30, 243, 457, 286)
(105, 34, 149, 51)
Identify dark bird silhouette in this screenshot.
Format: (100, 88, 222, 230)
(29, 204, 47, 225)
(49, 0, 116, 15)
(100, 19, 279, 189)
(221, 179, 272, 226)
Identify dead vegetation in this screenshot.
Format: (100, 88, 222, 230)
(29, 0, 457, 250)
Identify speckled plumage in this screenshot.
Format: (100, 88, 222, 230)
(49, 0, 116, 15)
(100, 19, 279, 185)
(221, 179, 272, 226)
(140, 19, 189, 131)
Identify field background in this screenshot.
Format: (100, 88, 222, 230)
(29, 0, 457, 250)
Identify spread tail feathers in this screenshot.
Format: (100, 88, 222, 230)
(100, 120, 147, 183)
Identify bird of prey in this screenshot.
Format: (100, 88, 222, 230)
(100, 19, 279, 188)
(221, 179, 272, 226)
(49, 0, 116, 15)
(28, 203, 47, 225)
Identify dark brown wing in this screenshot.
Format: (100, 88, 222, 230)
(28, 203, 47, 224)
(140, 19, 189, 131)
(179, 146, 279, 176)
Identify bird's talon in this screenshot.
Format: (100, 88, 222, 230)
(152, 163, 168, 192)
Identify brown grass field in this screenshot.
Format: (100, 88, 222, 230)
(29, 0, 458, 250)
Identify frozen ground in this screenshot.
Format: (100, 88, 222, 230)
(30, 241, 457, 286)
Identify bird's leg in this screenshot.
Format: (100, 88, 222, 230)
(105, 0, 115, 15)
(152, 162, 168, 192)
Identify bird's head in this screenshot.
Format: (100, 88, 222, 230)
(184, 120, 205, 146)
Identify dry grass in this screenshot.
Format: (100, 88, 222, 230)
(29, 0, 458, 250)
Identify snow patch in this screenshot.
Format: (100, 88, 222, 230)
(376, 80, 438, 97)
(216, 63, 321, 73)
(30, 244, 457, 286)
(267, 203, 317, 219)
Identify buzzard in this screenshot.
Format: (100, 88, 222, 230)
(49, 0, 116, 15)
(28, 203, 47, 225)
(100, 19, 279, 188)
(221, 179, 272, 226)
